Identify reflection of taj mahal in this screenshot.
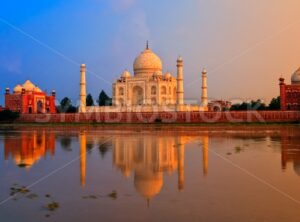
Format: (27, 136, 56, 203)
(78, 131, 209, 201)
(79, 43, 208, 113)
(112, 134, 209, 200)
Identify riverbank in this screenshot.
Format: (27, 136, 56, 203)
(13, 110, 300, 124)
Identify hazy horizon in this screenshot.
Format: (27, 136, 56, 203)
(1, 0, 300, 106)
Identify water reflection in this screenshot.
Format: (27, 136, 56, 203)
(280, 129, 300, 175)
(3, 126, 300, 201)
(79, 131, 86, 187)
(79, 131, 209, 200)
(4, 131, 56, 168)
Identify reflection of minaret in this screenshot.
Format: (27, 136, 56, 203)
(177, 137, 184, 191)
(79, 131, 86, 187)
(202, 136, 209, 176)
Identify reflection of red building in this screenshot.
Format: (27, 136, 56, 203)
(4, 131, 56, 168)
(280, 129, 300, 176)
(279, 68, 300, 111)
(5, 80, 56, 114)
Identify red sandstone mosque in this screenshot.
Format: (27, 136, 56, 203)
(279, 68, 300, 111)
(4, 80, 56, 114)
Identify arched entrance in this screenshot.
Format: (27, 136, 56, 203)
(37, 100, 44, 113)
(132, 86, 144, 105)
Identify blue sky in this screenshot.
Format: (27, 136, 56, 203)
(1, 0, 300, 106)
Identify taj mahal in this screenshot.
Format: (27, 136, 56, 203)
(78, 43, 208, 113)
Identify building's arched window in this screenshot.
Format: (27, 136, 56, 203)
(119, 87, 124, 96)
(162, 97, 167, 104)
(151, 98, 157, 105)
(132, 86, 144, 105)
(151, 86, 156, 95)
(161, 86, 167, 95)
(119, 98, 124, 106)
(37, 100, 43, 114)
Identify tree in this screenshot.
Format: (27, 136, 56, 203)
(86, 94, 94, 106)
(60, 97, 71, 111)
(58, 97, 77, 113)
(98, 90, 112, 106)
(268, 96, 280, 110)
(0, 110, 20, 122)
(251, 100, 267, 111)
(230, 100, 267, 111)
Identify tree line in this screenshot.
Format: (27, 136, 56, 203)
(57, 94, 281, 113)
(230, 96, 280, 111)
(57, 90, 112, 113)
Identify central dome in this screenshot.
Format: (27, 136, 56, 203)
(133, 47, 162, 76)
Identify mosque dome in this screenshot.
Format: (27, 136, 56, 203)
(291, 67, 300, 85)
(22, 80, 36, 91)
(13, 85, 22, 93)
(133, 46, 162, 76)
(22, 80, 42, 92)
(34, 87, 42, 92)
(121, 70, 131, 78)
(134, 170, 163, 200)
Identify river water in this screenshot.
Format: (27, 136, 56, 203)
(0, 125, 300, 222)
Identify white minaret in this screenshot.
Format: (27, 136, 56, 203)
(176, 56, 184, 105)
(79, 64, 86, 113)
(201, 69, 208, 108)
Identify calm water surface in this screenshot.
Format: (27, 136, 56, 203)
(0, 125, 300, 222)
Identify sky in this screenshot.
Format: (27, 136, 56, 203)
(1, 0, 300, 106)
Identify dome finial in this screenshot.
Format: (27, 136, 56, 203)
(146, 40, 149, 50)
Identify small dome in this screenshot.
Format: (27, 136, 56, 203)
(165, 72, 172, 78)
(121, 70, 131, 78)
(291, 67, 300, 85)
(13, 85, 22, 93)
(202, 68, 207, 74)
(133, 48, 162, 76)
(177, 56, 183, 62)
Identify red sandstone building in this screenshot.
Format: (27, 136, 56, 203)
(279, 68, 300, 111)
(5, 80, 56, 114)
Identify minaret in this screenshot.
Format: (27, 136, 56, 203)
(79, 64, 86, 113)
(279, 77, 286, 111)
(201, 69, 208, 108)
(176, 56, 184, 105)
